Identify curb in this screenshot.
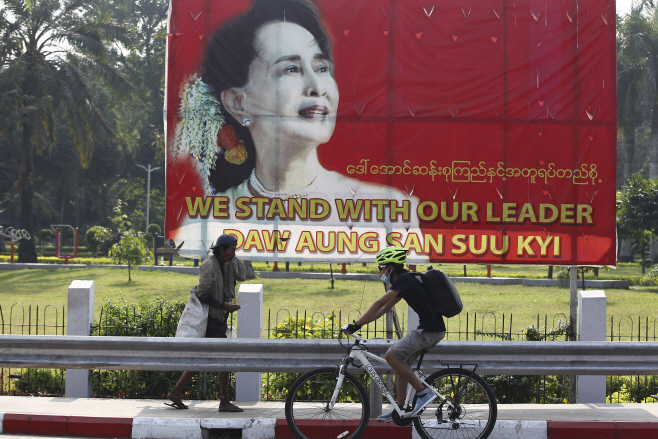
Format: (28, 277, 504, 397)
(2, 414, 132, 438)
(2, 414, 658, 439)
(547, 421, 658, 438)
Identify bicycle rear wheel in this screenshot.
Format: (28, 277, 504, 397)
(412, 368, 497, 439)
(285, 367, 370, 439)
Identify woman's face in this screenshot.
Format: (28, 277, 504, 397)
(242, 21, 339, 146)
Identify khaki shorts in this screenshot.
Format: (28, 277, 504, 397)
(388, 329, 446, 366)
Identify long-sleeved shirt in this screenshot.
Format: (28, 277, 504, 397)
(195, 255, 246, 321)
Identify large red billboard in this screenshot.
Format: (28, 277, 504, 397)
(165, 0, 617, 265)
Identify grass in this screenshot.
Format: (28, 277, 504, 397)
(1, 267, 657, 337)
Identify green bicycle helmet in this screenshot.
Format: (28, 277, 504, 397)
(375, 246, 409, 265)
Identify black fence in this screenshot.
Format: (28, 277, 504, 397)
(1, 302, 657, 403)
(0, 303, 66, 396)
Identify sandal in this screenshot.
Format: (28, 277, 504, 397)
(164, 401, 188, 409)
(218, 402, 243, 412)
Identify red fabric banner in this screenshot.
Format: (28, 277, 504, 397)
(165, 0, 616, 265)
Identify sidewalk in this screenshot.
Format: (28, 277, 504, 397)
(1, 397, 657, 439)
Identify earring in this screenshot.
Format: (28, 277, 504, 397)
(242, 117, 251, 127)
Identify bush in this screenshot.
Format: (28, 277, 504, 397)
(85, 226, 114, 257)
(264, 311, 372, 401)
(148, 224, 162, 235)
(92, 294, 236, 400)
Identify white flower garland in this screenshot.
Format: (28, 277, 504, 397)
(172, 74, 225, 193)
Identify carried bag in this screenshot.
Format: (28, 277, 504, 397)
(175, 287, 209, 338)
(412, 269, 463, 318)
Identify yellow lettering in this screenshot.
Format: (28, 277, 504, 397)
(502, 203, 517, 222)
(252, 197, 268, 218)
(186, 197, 212, 217)
(486, 203, 501, 222)
(560, 204, 575, 224)
(337, 232, 358, 253)
(490, 235, 509, 255)
(235, 197, 252, 219)
(288, 198, 308, 220)
(469, 235, 488, 255)
(536, 236, 553, 256)
(517, 236, 535, 256)
(335, 199, 363, 221)
(387, 232, 403, 246)
(462, 202, 479, 222)
(403, 233, 423, 254)
(372, 200, 388, 221)
(266, 198, 288, 219)
(518, 203, 537, 223)
(424, 234, 443, 255)
(441, 202, 459, 222)
(213, 196, 230, 218)
(577, 204, 593, 225)
(359, 232, 379, 253)
(452, 234, 467, 255)
(418, 201, 439, 221)
(310, 199, 331, 220)
(295, 231, 317, 252)
(390, 200, 410, 222)
(539, 204, 558, 223)
(316, 231, 336, 252)
(243, 230, 264, 251)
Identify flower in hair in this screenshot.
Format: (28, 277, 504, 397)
(217, 125, 248, 165)
(172, 74, 225, 192)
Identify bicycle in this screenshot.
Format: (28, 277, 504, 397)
(285, 333, 497, 439)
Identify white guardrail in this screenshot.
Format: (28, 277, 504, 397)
(1, 335, 658, 375)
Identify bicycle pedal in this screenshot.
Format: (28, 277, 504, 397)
(378, 419, 393, 423)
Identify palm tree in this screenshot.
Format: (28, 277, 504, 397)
(617, 6, 654, 261)
(0, 0, 129, 262)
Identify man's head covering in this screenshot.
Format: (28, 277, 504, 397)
(210, 234, 238, 249)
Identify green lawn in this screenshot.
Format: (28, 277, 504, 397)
(1, 267, 657, 338)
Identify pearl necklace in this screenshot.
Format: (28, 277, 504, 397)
(249, 169, 318, 200)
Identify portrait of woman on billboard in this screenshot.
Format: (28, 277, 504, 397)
(170, 0, 419, 258)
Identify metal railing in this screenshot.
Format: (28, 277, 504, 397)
(2, 335, 658, 375)
(2, 301, 658, 402)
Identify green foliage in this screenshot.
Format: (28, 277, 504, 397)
(264, 311, 370, 401)
(607, 376, 658, 403)
(148, 224, 162, 235)
(92, 293, 234, 400)
(97, 293, 184, 337)
(85, 226, 113, 257)
(35, 228, 54, 255)
(0, 255, 115, 264)
(109, 233, 151, 281)
(10, 369, 64, 396)
(106, 199, 151, 280)
(484, 321, 571, 404)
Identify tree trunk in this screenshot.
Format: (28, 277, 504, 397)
(17, 122, 37, 262)
(618, 239, 634, 263)
(623, 126, 636, 182)
(650, 84, 658, 263)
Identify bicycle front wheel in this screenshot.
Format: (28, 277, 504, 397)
(412, 368, 497, 439)
(285, 367, 370, 439)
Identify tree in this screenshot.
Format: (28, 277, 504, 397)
(0, 0, 130, 262)
(617, 174, 658, 269)
(109, 232, 150, 281)
(106, 199, 150, 280)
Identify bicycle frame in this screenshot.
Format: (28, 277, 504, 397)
(329, 335, 454, 418)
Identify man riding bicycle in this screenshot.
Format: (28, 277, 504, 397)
(342, 246, 446, 420)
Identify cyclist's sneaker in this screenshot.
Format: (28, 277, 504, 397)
(408, 391, 436, 417)
(377, 410, 394, 423)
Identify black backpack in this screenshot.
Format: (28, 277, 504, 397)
(411, 268, 463, 318)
